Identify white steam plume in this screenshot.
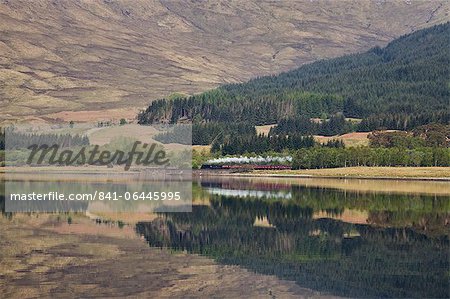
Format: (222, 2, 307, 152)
(206, 156, 292, 165)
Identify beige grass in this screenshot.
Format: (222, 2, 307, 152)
(193, 145, 212, 153)
(314, 132, 370, 147)
(44, 108, 140, 123)
(253, 167, 450, 180)
(255, 124, 277, 136)
(87, 123, 159, 145)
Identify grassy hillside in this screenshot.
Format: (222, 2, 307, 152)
(139, 22, 449, 131)
(1, 0, 449, 122)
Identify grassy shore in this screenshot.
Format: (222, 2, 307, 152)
(3, 166, 449, 180)
(241, 167, 450, 180)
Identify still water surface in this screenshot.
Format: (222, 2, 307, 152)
(137, 177, 449, 298)
(1, 175, 449, 297)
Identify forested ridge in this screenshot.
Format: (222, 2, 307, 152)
(139, 22, 449, 131)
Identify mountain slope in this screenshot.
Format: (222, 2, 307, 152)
(139, 22, 449, 130)
(0, 0, 449, 121)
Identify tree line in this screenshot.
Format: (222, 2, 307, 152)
(0, 128, 4, 150)
(216, 134, 316, 155)
(358, 111, 449, 131)
(4, 129, 89, 150)
(368, 124, 449, 148)
(153, 122, 256, 145)
(193, 122, 255, 145)
(138, 91, 344, 126)
(289, 123, 450, 170)
(292, 147, 449, 169)
(138, 23, 449, 132)
(270, 114, 355, 136)
(0, 128, 4, 167)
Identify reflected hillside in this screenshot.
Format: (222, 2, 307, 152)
(137, 180, 449, 298)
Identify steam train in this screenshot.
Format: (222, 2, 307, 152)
(200, 164, 291, 170)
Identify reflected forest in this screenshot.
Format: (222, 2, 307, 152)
(136, 180, 449, 298)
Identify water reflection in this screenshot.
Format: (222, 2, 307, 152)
(137, 178, 450, 298)
(1, 173, 191, 213)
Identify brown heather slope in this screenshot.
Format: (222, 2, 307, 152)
(0, 0, 448, 122)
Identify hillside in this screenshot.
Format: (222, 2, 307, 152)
(1, 0, 449, 122)
(139, 22, 450, 131)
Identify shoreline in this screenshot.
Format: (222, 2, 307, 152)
(195, 167, 450, 182)
(1, 166, 449, 182)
